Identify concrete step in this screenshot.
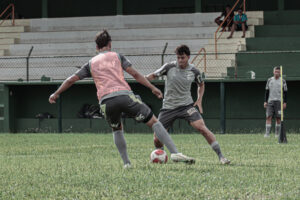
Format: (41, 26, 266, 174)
(206, 54, 236, 60)
(30, 13, 221, 32)
(0, 50, 5, 56)
(218, 30, 254, 39)
(202, 71, 227, 78)
(0, 45, 10, 50)
(0, 33, 21, 39)
(1, 19, 31, 26)
(208, 38, 246, 45)
(8, 39, 209, 56)
(19, 27, 216, 44)
(248, 18, 264, 26)
(205, 43, 246, 53)
(0, 26, 27, 33)
(29, 12, 263, 32)
(193, 58, 235, 67)
(0, 38, 16, 44)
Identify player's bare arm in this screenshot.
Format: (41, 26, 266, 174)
(49, 75, 80, 104)
(126, 67, 163, 99)
(145, 73, 157, 81)
(194, 82, 205, 113)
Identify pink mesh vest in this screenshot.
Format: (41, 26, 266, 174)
(90, 52, 131, 100)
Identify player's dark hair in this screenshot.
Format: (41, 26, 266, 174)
(175, 45, 190, 56)
(274, 66, 280, 71)
(95, 30, 112, 49)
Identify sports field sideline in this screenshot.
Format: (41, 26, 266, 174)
(0, 133, 299, 199)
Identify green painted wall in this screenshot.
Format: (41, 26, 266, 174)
(2, 81, 300, 133)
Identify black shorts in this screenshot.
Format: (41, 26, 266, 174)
(100, 94, 153, 129)
(221, 20, 233, 28)
(236, 24, 248, 31)
(158, 104, 202, 130)
(266, 101, 281, 118)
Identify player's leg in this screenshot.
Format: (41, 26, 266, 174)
(146, 116, 195, 164)
(180, 105, 230, 164)
(265, 102, 274, 137)
(123, 95, 195, 164)
(275, 101, 282, 137)
(190, 119, 230, 164)
(153, 109, 176, 149)
(100, 97, 131, 167)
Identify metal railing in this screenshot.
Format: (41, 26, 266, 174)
(214, 0, 246, 59)
(1, 51, 300, 82)
(0, 3, 15, 26)
(191, 48, 207, 73)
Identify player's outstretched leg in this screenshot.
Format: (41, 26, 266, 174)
(113, 128, 131, 168)
(191, 119, 230, 164)
(153, 133, 164, 149)
(147, 116, 195, 164)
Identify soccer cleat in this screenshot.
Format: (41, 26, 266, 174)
(171, 153, 195, 164)
(123, 163, 132, 169)
(220, 157, 231, 165)
(264, 133, 270, 138)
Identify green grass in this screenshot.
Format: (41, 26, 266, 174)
(0, 134, 300, 199)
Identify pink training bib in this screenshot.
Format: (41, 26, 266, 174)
(90, 52, 131, 100)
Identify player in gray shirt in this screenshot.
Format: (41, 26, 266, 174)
(146, 45, 230, 164)
(264, 66, 287, 138)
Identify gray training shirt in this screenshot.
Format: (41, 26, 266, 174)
(154, 61, 203, 110)
(265, 77, 287, 102)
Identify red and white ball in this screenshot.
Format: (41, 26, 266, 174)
(150, 149, 168, 164)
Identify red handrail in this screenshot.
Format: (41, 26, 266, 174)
(191, 48, 207, 72)
(214, 0, 245, 59)
(0, 4, 15, 26)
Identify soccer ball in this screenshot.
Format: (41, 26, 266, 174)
(150, 149, 168, 164)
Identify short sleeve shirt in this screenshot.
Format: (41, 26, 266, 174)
(154, 61, 203, 109)
(265, 77, 288, 102)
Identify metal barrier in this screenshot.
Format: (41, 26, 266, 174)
(1, 50, 300, 82)
(0, 3, 15, 26)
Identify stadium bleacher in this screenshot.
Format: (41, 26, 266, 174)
(232, 10, 300, 79)
(0, 11, 263, 81)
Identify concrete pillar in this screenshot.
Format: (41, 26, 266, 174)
(42, 0, 48, 18)
(195, 0, 202, 13)
(278, 0, 284, 10)
(117, 0, 123, 15)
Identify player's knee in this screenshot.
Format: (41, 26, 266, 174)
(196, 124, 206, 133)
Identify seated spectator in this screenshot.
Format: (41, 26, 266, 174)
(227, 8, 248, 39)
(214, 5, 234, 32)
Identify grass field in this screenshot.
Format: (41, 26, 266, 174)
(0, 133, 300, 199)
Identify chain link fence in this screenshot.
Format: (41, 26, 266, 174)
(0, 50, 300, 81)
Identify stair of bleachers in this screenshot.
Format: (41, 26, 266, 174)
(0, 11, 264, 81)
(234, 10, 300, 80)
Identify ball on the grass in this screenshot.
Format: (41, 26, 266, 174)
(150, 149, 168, 164)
